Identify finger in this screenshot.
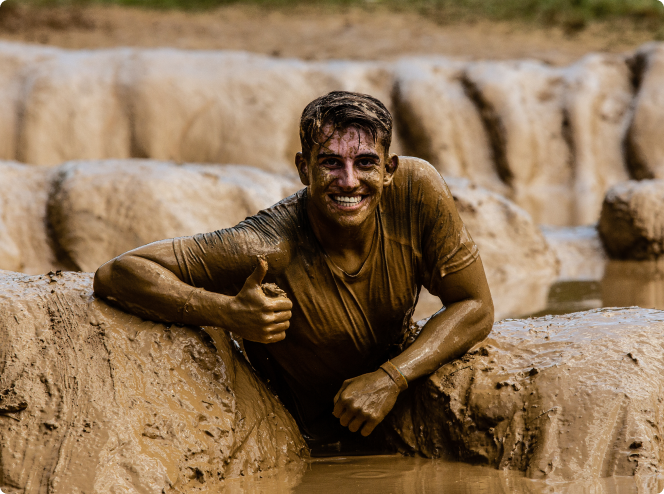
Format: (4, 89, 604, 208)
(333, 380, 351, 404)
(333, 400, 346, 418)
(348, 415, 367, 433)
(265, 298, 293, 312)
(244, 257, 268, 288)
(264, 321, 290, 333)
(361, 418, 379, 437)
(263, 331, 286, 343)
(265, 311, 291, 324)
(339, 410, 356, 428)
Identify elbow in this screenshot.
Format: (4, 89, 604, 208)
(469, 295, 494, 344)
(478, 296, 494, 341)
(93, 258, 117, 299)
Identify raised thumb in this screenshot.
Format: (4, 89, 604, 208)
(245, 257, 268, 288)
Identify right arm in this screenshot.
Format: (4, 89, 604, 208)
(93, 240, 292, 344)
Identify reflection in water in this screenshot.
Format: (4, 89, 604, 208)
(602, 260, 664, 310)
(219, 456, 662, 494)
(530, 260, 664, 318)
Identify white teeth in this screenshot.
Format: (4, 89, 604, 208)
(332, 195, 363, 205)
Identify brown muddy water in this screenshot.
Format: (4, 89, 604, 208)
(530, 260, 664, 318)
(221, 455, 663, 493)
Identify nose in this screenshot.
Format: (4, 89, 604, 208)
(336, 160, 360, 190)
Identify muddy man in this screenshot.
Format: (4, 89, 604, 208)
(94, 91, 494, 454)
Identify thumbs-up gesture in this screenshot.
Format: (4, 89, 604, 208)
(225, 257, 292, 343)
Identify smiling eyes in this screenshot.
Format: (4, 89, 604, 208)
(319, 157, 379, 168)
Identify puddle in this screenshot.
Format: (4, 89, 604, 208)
(531, 260, 664, 318)
(220, 456, 663, 494)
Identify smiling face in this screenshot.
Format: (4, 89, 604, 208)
(295, 124, 398, 230)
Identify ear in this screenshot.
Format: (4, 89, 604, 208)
(383, 154, 399, 187)
(295, 152, 310, 186)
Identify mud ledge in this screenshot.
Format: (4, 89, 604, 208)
(0, 270, 306, 493)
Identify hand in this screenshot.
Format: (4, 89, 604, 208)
(224, 258, 292, 343)
(332, 370, 401, 436)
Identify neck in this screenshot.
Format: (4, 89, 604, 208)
(306, 194, 376, 273)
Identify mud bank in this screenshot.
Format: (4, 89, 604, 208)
(2, 41, 664, 225)
(0, 270, 306, 494)
(599, 179, 664, 261)
(2, 274, 664, 490)
(391, 307, 664, 482)
(0, 159, 301, 275)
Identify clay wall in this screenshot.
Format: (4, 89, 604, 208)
(2, 41, 664, 225)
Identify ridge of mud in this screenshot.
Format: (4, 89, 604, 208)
(0, 40, 656, 225)
(0, 270, 306, 493)
(390, 307, 664, 481)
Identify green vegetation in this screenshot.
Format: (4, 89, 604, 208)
(20, 0, 664, 28)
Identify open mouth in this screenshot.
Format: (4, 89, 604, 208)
(330, 195, 367, 208)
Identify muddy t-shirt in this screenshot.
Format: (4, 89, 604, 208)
(172, 157, 479, 435)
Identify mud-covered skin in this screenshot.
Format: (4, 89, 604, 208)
(0, 270, 306, 494)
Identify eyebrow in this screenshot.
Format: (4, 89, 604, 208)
(316, 152, 380, 159)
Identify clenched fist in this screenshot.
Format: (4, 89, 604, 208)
(332, 370, 401, 436)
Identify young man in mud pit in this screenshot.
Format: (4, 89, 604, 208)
(94, 91, 494, 455)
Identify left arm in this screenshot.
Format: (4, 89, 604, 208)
(333, 256, 494, 436)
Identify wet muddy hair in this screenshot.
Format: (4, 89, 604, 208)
(299, 91, 393, 160)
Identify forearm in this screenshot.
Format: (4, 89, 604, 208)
(94, 254, 231, 327)
(390, 296, 493, 383)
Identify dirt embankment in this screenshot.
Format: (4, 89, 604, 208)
(390, 307, 664, 482)
(0, 270, 307, 494)
(1, 39, 664, 226)
(2, 270, 663, 490)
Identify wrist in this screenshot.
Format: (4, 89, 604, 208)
(182, 288, 232, 327)
(379, 361, 408, 392)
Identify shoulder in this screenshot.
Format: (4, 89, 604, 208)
(388, 156, 453, 203)
(241, 188, 306, 236)
(395, 156, 441, 181)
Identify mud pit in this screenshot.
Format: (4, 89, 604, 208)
(2, 270, 664, 492)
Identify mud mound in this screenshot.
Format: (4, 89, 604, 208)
(0, 270, 306, 494)
(447, 177, 559, 320)
(47, 160, 301, 272)
(627, 43, 664, 180)
(541, 225, 607, 281)
(1, 41, 663, 225)
(0, 161, 63, 274)
(394, 307, 664, 482)
(1, 159, 560, 320)
(393, 60, 508, 198)
(599, 179, 664, 260)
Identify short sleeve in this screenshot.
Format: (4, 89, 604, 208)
(410, 160, 479, 297)
(171, 194, 300, 294)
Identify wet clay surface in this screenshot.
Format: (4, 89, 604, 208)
(0, 270, 306, 493)
(388, 308, 664, 482)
